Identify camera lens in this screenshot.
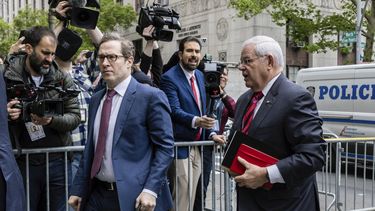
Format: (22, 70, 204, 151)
(77, 11, 90, 22)
(206, 73, 218, 83)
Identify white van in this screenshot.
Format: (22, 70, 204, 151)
(296, 64, 375, 138)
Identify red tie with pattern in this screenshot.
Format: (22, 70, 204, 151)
(90, 89, 117, 179)
(190, 76, 202, 140)
(241, 91, 264, 135)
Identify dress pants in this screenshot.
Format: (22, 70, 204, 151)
(193, 146, 213, 211)
(170, 147, 202, 211)
(84, 179, 120, 211)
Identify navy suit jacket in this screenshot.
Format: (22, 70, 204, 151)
(71, 77, 174, 211)
(0, 75, 26, 211)
(231, 74, 325, 211)
(160, 64, 210, 159)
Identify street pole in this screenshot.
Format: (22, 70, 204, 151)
(356, 0, 362, 64)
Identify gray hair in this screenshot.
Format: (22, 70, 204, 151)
(99, 32, 135, 58)
(242, 36, 284, 68)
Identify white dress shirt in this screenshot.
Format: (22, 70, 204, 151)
(254, 73, 285, 184)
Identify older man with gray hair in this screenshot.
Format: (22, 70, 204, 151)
(230, 35, 326, 211)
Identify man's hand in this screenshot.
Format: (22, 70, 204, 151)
(142, 25, 155, 39)
(30, 114, 52, 126)
(195, 115, 215, 129)
(68, 195, 82, 211)
(135, 192, 156, 211)
(7, 99, 22, 120)
(54, 0, 71, 18)
(9, 37, 26, 54)
(234, 157, 269, 189)
(211, 134, 226, 145)
(75, 49, 90, 64)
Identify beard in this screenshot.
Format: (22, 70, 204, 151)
(29, 52, 51, 75)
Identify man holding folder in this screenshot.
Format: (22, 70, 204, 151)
(230, 35, 325, 211)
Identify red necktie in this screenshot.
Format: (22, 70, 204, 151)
(190, 76, 202, 140)
(90, 89, 117, 179)
(241, 91, 264, 135)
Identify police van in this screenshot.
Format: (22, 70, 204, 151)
(296, 64, 375, 170)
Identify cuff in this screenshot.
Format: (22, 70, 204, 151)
(192, 116, 198, 128)
(142, 189, 158, 198)
(266, 164, 285, 184)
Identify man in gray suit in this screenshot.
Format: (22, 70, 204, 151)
(231, 35, 325, 211)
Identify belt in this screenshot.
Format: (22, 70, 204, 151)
(94, 178, 117, 191)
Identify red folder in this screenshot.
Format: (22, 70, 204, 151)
(230, 143, 278, 174)
(230, 144, 278, 189)
(222, 131, 286, 190)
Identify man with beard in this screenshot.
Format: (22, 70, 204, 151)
(4, 26, 80, 211)
(160, 36, 226, 211)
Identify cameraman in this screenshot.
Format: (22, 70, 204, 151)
(52, 1, 155, 90)
(4, 26, 80, 211)
(137, 25, 163, 87)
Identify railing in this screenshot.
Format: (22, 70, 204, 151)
(320, 137, 375, 211)
(14, 137, 375, 211)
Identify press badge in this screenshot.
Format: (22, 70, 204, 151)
(213, 119, 220, 132)
(80, 108, 87, 123)
(25, 122, 46, 141)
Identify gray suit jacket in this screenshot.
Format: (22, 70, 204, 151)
(231, 74, 326, 211)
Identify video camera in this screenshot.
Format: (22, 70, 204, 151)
(136, 3, 181, 42)
(203, 54, 226, 98)
(49, 0, 100, 29)
(7, 84, 80, 122)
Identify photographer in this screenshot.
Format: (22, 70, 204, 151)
(138, 25, 163, 87)
(4, 26, 80, 211)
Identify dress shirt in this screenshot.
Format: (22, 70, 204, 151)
(93, 76, 157, 197)
(179, 64, 202, 128)
(254, 72, 285, 184)
(93, 77, 130, 182)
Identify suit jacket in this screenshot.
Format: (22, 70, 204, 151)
(71, 77, 174, 211)
(231, 74, 325, 211)
(160, 64, 210, 159)
(0, 75, 26, 211)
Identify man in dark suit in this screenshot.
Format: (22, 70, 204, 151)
(231, 35, 325, 211)
(0, 73, 26, 211)
(69, 32, 174, 211)
(160, 36, 225, 211)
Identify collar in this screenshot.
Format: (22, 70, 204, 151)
(260, 72, 281, 97)
(179, 63, 196, 81)
(108, 75, 131, 97)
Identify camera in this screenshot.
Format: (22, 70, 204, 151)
(49, 0, 100, 29)
(136, 3, 181, 42)
(203, 54, 226, 98)
(7, 84, 80, 122)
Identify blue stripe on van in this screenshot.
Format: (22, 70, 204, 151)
(323, 118, 375, 125)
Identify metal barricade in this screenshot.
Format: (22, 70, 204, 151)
(14, 146, 84, 211)
(18, 137, 375, 211)
(319, 137, 375, 211)
(172, 141, 236, 211)
(14, 143, 236, 211)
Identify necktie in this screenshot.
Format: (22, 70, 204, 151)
(190, 76, 202, 140)
(190, 76, 200, 107)
(241, 91, 264, 135)
(90, 89, 117, 179)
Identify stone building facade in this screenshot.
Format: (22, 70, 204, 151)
(1, 0, 343, 83)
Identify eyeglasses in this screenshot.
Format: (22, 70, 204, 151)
(97, 54, 124, 63)
(240, 56, 264, 65)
